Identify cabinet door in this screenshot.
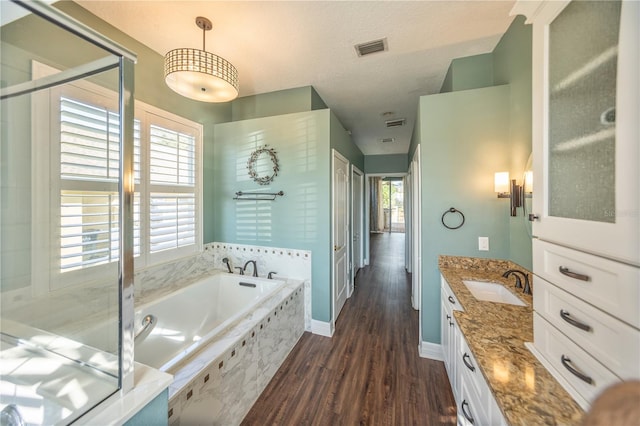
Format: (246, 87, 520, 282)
(441, 293, 453, 387)
(529, 0, 639, 266)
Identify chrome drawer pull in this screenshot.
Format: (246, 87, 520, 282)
(446, 314, 453, 326)
(461, 400, 475, 424)
(560, 310, 592, 332)
(462, 353, 475, 372)
(559, 266, 590, 281)
(448, 296, 456, 304)
(561, 355, 594, 385)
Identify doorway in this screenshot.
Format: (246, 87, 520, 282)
(369, 176, 405, 234)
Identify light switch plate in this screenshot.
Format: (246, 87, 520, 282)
(478, 237, 489, 251)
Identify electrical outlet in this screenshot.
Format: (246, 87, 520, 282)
(478, 237, 489, 251)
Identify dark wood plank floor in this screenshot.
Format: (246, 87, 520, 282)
(242, 233, 456, 425)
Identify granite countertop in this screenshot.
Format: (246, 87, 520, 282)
(439, 255, 584, 425)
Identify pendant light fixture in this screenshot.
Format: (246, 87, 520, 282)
(164, 16, 238, 102)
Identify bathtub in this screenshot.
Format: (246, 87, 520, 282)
(133, 272, 285, 372)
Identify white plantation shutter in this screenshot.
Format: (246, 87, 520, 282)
(53, 94, 199, 277)
(33, 62, 201, 292)
(150, 125, 195, 186)
(148, 123, 198, 255)
(58, 97, 142, 273)
(150, 193, 196, 252)
(60, 98, 120, 181)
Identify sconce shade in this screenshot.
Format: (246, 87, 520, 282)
(524, 171, 533, 192)
(494, 172, 510, 194)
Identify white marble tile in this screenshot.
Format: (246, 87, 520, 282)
(169, 282, 304, 425)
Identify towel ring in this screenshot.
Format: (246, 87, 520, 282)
(442, 207, 465, 230)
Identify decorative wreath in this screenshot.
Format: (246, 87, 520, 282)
(247, 145, 279, 185)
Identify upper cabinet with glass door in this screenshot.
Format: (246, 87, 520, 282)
(514, 0, 639, 266)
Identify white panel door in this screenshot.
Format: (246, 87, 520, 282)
(411, 146, 422, 311)
(333, 150, 349, 324)
(351, 165, 364, 292)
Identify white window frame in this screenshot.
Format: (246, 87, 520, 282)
(31, 61, 202, 294)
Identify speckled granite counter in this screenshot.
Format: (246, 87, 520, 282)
(439, 255, 584, 425)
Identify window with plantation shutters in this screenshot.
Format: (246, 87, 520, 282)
(148, 123, 197, 255)
(32, 62, 202, 292)
(58, 97, 142, 272)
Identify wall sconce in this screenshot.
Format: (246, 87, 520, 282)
(494, 172, 522, 217)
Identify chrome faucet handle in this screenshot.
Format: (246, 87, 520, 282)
(222, 257, 233, 273)
(235, 266, 244, 275)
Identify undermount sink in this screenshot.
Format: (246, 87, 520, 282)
(462, 280, 527, 306)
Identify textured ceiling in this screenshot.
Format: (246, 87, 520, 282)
(75, 1, 516, 156)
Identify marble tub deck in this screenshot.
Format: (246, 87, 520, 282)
(165, 276, 304, 399)
(439, 255, 584, 425)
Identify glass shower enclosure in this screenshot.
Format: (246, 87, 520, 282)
(1, 1, 135, 424)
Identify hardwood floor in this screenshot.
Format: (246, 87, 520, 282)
(242, 233, 456, 425)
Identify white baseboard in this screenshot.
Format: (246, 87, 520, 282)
(311, 319, 334, 337)
(418, 341, 444, 361)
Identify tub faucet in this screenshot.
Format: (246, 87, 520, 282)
(244, 260, 258, 277)
(503, 269, 532, 295)
(235, 267, 244, 275)
(222, 257, 233, 273)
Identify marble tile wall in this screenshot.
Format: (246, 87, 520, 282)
(4, 241, 311, 330)
(167, 283, 305, 425)
(204, 242, 312, 331)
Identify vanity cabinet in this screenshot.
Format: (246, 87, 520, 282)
(441, 276, 462, 399)
(515, 0, 640, 410)
(526, 0, 639, 266)
(441, 276, 506, 426)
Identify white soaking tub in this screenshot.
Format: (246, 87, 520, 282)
(133, 272, 285, 371)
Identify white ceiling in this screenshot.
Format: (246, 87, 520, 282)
(75, 1, 516, 156)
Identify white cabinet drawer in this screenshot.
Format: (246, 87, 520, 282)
(458, 378, 490, 426)
(535, 277, 640, 379)
(534, 313, 621, 405)
(441, 275, 464, 312)
(533, 239, 640, 328)
(458, 334, 485, 405)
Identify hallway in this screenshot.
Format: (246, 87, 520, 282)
(242, 233, 456, 425)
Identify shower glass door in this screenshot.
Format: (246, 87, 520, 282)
(1, 1, 135, 424)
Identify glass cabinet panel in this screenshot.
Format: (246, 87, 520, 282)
(548, 0, 621, 223)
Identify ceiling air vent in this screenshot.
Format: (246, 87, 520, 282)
(355, 38, 387, 57)
(381, 138, 395, 143)
(385, 118, 405, 128)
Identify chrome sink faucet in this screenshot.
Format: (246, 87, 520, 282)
(243, 260, 258, 277)
(502, 269, 532, 295)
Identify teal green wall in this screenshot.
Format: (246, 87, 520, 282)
(440, 53, 494, 93)
(212, 109, 363, 322)
(311, 88, 328, 110)
(440, 66, 453, 94)
(124, 390, 168, 426)
(364, 154, 409, 174)
(493, 16, 533, 270)
(419, 85, 510, 344)
(231, 86, 326, 122)
(331, 112, 365, 171)
(212, 109, 362, 323)
(415, 17, 532, 344)
(205, 86, 330, 243)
